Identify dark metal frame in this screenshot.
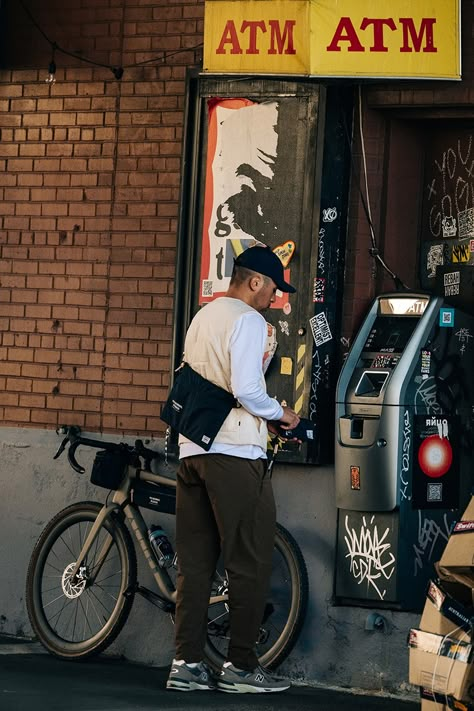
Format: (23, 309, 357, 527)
(171, 74, 353, 464)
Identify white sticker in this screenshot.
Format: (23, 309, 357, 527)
(309, 312, 332, 346)
(426, 245, 443, 278)
(441, 216, 457, 238)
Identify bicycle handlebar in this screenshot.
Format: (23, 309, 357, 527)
(54, 425, 160, 474)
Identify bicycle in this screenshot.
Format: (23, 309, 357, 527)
(25, 425, 308, 671)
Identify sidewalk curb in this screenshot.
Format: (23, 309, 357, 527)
(0, 635, 46, 655)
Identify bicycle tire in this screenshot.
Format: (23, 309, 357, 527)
(26, 501, 137, 660)
(204, 522, 308, 670)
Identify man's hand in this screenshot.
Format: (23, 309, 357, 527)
(279, 406, 300, 430)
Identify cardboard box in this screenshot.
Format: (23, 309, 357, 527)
(436, 563, 474, 594)
(420, 687, 474, 711)
(421, 699, 448, 711)
(420, 580, 474, 638)
(439, 496, 474, 570)
(408, 628, 474, 702)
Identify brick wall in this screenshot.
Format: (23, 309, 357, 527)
(1, 0, 472, 432)
(0, 0, 204, 435)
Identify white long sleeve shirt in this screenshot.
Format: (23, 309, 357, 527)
(179, 309, 283, 460)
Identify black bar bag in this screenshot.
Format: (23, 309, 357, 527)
(160, 363, 238, 451)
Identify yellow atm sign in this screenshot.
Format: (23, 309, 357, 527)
(203, 0, 461, 80)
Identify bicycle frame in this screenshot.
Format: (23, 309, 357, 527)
(70, 463, 227, 609)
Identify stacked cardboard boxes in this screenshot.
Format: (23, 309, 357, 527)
(408, 496, 474, 711)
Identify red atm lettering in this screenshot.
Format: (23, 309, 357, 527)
(326, 16, 437, 53)
(399, 18, 437, 52)
(216, 19, 296, 55)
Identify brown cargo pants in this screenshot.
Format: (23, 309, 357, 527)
(174, 453, 276, 671)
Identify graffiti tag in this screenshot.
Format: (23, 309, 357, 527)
(343, 515, 396, 600)
(413, 512, 451, 576)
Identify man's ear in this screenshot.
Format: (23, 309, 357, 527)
(249, 275, 263, 292)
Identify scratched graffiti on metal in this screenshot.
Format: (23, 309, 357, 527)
(413, 511, 451, 576)
(455, 327, 472, 356)
(343, 515, 396, 600)
(414, 376, 443, 416)
(317, 228, 326, 275)
(309, 350, 321, 422)
(400, 409, 411, 501)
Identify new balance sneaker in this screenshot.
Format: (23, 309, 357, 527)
(166, 659, 217, 691)
(217, 661, 291, 693)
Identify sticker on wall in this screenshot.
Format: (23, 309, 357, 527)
(412, 414, 459, 509)
(278, 320, 290, 336)
(458, 207, 474, 240)
(441, 216, 457, 239)
(443, 271, 460, 297)
(426, 245, 444, 278)
(322, 207, 337, 223)
(262, 322, 277, 374)
(452, 242, 470, 263)
(309, 312, 332, 346)
(202, 280, 214, 298)
(273, 241, 295, 267)
(283, 302, 291, 316)
(439, 308, 455, 327)
(420, 350, 431, 379)
(280, 357, 293, 375)
(312, 277, 326, 303)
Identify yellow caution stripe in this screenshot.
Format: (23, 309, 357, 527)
(294, 344, 306, 414)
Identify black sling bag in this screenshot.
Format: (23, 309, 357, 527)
(160, 363, 238, 451)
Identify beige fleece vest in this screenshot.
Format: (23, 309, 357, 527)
(180, 297, 268, 450)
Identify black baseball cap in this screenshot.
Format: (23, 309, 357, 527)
(234, 246, 296, 293)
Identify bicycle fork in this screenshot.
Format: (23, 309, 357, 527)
(69, 503, 121, 585)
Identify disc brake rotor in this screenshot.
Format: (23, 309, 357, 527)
(61, 563, 88, 599)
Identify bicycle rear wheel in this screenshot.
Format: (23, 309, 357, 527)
(204, 522, 308, 670)
(26, 501, 137, 660)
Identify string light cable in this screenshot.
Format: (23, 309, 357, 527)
(18, 0, 203, 80)
(356, 85, 410, 291)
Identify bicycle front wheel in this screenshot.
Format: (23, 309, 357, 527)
(204, 522, 308, 670)
(26, 501, 137, 660)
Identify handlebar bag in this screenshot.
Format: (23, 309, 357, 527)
(91, 449, 129, 490)
(160, 363, 238, 451)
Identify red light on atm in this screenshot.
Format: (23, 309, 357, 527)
(350, 465, 361, 490)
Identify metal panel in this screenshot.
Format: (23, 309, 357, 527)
(173, 77, 352, 464)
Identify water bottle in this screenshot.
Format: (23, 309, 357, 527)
(148, 525, 174, 568)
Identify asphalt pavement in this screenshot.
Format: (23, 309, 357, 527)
(0, 636, 418, 711)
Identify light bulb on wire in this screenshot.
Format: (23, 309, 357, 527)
(45, 43, 57, 84)
(45, 60, 56, 84)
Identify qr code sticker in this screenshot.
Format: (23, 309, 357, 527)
(427, 483, 442, 502)
(202, 280, 213, 298)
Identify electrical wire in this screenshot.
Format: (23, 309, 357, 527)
(356, 85, 410, 291)
(18, 0, 203, 79)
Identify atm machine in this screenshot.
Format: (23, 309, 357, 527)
(334, 292, 474, 611)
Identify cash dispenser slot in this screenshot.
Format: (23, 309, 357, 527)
(354, 370, 389, 397)
(339, 414, 380, 446)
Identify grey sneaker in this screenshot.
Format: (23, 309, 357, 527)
(166, 659, 217, 691)
(217, 661, 290, 694)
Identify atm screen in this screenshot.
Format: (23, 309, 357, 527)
(362, 316, 420, 353)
